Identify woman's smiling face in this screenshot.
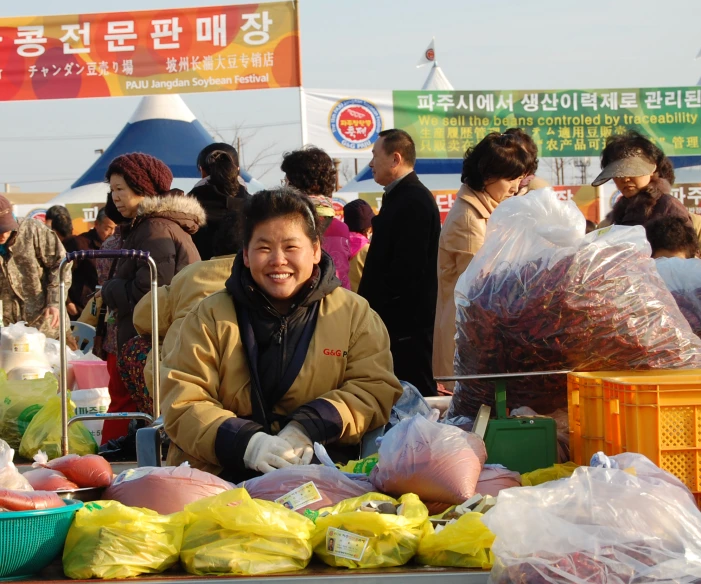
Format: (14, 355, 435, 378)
(243, 214, 321, 313)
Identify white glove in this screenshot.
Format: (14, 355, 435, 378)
(278, 421, 314, 465)
(243, 432, 300, 474)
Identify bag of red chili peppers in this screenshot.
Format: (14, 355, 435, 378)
(655, 257, 701, 338)
(448, 189, 701, 418)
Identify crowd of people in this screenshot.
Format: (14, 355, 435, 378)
(0, 126, 696, 475)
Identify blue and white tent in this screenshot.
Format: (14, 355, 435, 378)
(47, 94, 264, 206)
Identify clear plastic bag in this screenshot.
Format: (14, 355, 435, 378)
(181, 489, 314, 576)
(389, 382, 433, 426)
(655, 257, 701, 337)
(242, 464, 373, 514)
(450, 189, 701, 417)
(63, 500, 185, 579)
(484, 465, 701, 583)
(0, 438, 32, 491)
(371, 415, 486, 509)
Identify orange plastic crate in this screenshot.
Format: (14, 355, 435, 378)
(602, 375, 701, 501)
(568, 370, 701, 465)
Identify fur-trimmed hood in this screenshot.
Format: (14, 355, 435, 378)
(611, 176, 692, 228)
(135, 194, 206, 235)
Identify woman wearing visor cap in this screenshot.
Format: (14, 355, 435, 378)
(592, 130, 693, 230)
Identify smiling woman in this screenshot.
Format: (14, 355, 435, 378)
(160, 187, 403, 481)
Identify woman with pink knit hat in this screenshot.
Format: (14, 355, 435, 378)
(99, 153, 205, 454)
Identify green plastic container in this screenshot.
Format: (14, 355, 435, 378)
(0, 499, 83, 580)
(483, 379, 558, 474)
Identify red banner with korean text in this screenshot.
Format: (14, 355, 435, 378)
(0, 2, 300, 101)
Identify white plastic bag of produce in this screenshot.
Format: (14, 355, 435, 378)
(0, 438, 32, 491)
(484, 465, 701, 583)
(70, 388, 111, 443)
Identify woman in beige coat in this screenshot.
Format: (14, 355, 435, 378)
(433, 131, 539, 387)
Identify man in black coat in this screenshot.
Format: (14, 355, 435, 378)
(358, 129, 440, 396)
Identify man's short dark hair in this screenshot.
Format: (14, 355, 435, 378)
(51, 213, 73, 239)
(95, 207, 108, 224)
(377, 129, 416, 167)
(46, 205, 71, 223)
(281, 146, 337, 196)
(645, 216, 699, 258)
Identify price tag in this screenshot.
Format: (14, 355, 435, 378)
(325, 527, 369, 561)
(12, 343, 29, 353)
(274, 481, 322, 511)
(21, 373, 39, 380)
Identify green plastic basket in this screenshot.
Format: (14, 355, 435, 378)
(0, 499, 83, 580)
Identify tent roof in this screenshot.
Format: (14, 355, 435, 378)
(71, 94, 260, 188)
(421, 62, 454, 91)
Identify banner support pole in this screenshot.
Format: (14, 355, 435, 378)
(293, 0, 307, 147)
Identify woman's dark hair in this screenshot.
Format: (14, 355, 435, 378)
(46, 205, 71, 223)
(281, 147, 337, 196)
(504, 128, 539, 175)
(242, 188, 321, 247)
(212, 210, 243, 256)
(645, 216, 699, 258)
(202, 150, 239, 198)
(461, 130, 537, 190)
(601, 130, 675, 183)
(51, 213, 73, 239)
(197, 142, 239, 170)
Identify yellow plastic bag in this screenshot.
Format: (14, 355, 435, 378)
(62, 500, 185, 579)
(0, 371, 57, 450)
(311, 492, 429, 569)
(19, 394, 97, 460)
(181, 488, 315, 576)
(416, 513, 495, 569)
(336, 453, 379, 475)
(520, 462, 578, 486)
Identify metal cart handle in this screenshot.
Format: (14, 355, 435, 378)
(59, 249, 160, 456)
(65, 249, 152, 261)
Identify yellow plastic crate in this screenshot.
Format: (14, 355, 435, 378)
(602, 375, 701, 502)
(568, 370, 701, 465)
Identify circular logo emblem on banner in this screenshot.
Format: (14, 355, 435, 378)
(426, 48, 435, 61)
(329, 99, 382, 151)
(27, 208, 47, 223)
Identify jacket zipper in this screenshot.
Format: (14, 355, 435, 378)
(276, 316, 288, 389)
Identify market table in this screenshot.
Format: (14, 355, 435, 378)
(27, 561, 491, 584)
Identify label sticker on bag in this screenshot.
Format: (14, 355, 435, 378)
(21, 373, 40, 380)
(325, 527, 369, 561)
(12, 343, 29, 353)
(274, 481, 322, 511)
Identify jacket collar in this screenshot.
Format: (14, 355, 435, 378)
(133, 194, 207, 235)
(457, 184, 499, 219)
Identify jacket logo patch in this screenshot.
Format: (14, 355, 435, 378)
(323, 348, 348, 357)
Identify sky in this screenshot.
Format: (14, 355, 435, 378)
(1, 0, 700, 194)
